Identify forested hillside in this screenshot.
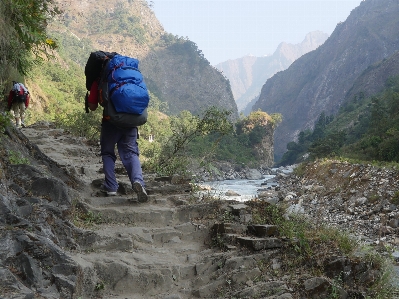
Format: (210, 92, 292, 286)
(278, 73, 399, 166)
(345, 50, 399, 102)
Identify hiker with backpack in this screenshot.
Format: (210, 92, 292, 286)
(8, 81, 30, 128)
(85, 51, 149, 202)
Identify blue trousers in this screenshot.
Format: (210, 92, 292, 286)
(100, 121, 144, 192)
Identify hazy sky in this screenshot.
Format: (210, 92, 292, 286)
(152, 0, 362, 65)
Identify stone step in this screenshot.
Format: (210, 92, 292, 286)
(232, 281, 289, 298)
(247, 224, 279, 237)
(81, 201, 222, 227)
(90, 178, 192, 198)
(84, 205, 178, 227)
(192, 251, 278, 297)
(236, 236, 283, 251)
(192, 268, 264, 298)
(211, 222, 247, 235)
(74, 249, 259, 298)
(72, 252, 196, 298)
(71, 198, 290, 298)
(76, 222, 210, 253)
(211, 221, 283, 252)
(83, 193, 166, 207)
(83, 195, 136, 206)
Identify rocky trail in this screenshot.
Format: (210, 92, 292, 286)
(19, 123, 212, 298)
(74, 194, 210, 299)
(1, 122, 399, 299)
(16, 122, 294, 299)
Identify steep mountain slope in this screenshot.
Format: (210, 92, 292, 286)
(243, 94, 260, 116)
(54, 0, 163, 60)
(345, 50, 399, 102)
(253, 0, 399, 160)
(48, 0, 237, 118)
(140, 40, 236, 116)
(216, 31, 328, 112)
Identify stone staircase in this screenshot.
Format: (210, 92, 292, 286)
(70, 185, 292, 299)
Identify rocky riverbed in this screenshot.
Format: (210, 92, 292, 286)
(271, 161, 399, 252)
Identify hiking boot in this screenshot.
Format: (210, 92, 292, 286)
(21, 122, 26, 128)
(99, 186, 117, 196)
(133, 181, 148, 202)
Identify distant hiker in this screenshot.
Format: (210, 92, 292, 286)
(8, 81, 30, 128)
(85, 51, 149, 202)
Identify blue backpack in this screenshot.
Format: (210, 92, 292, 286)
(99, 55, 149, 127)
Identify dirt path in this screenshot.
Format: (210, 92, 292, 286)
(22, 122, 105, 187)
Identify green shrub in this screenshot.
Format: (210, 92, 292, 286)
(0, 112, 11, 132)
(390, 191, 399, 205)
(54, 108, 102, 141)
(8, 150, 29, 165)
(293, 163, 306, 177)
(362, 249, 399, 299)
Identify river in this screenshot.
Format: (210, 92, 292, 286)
(201, 175, 277, 202)
(199, 166, 296, 202)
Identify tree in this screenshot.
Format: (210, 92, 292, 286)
(369, 97, 387, 134)
(0, 0, 59, 82)
(237, 110, 277, 134)
(298, 131, 306, 145)
(143, 107, 234, 175)
(308, 130, 346, 159)
(311, 112, 327, 140)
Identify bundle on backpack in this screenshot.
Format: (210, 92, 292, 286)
(98, 54, 149, 127)
(12, 84, 27, 103)
(84, 51, 118, 91)
(84, 51, 118, 113)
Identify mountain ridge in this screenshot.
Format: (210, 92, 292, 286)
(253, 0, 399, 159)
(216, 31, 329, 112)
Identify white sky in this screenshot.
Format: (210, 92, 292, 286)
(152, 0, 362, 65)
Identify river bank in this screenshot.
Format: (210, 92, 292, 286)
(274, 161, 399, 253)
(191, 162, 293, 202)
(190, 160, 295, 183)
(197, 159, 399, 253)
